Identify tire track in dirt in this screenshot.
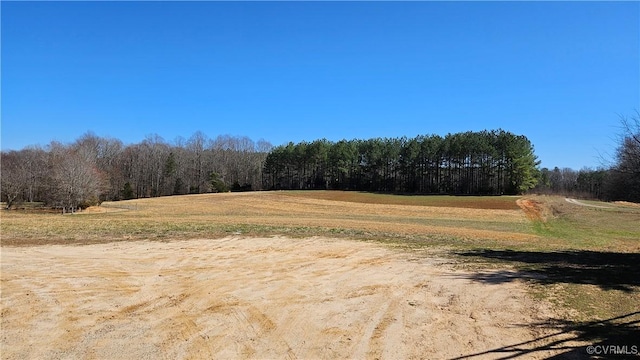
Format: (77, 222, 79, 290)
(366, 296, 404, 360)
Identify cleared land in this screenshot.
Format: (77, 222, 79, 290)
(1, 191, 639, 359)
(2, 237, 565, 359)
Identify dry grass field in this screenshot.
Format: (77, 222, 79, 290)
(1, 191, 534, 247)
(2, 191, 639, 359)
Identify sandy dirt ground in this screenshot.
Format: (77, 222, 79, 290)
(2, 237, 570, 359)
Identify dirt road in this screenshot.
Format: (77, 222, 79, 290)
(2, 237, 565, 359)
(565, 198, 612, 209)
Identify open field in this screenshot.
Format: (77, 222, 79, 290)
(2, 191, 639, 358)
(0, 192, 536, 247)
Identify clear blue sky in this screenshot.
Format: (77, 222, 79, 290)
(2, 1, 638, 170)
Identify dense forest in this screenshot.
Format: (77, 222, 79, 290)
(2, 117, 639, 212)
(262, 130, 539, 195)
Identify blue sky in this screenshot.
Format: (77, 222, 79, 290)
(2, 1, 638, 169)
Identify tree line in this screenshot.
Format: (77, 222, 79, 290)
(535, 167, 610, 199)
(262, 130, 540, 195)
(1, 132, 272, 212)
(2, 114, 639, 211)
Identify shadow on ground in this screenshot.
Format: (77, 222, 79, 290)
(456, 250, 640, 292)
(449, 312, 640, 359)
(452, 250, 640, 359)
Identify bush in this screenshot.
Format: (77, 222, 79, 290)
(231, 182, 252, 192)
(79, 196, 102, 210)
(209, 172, 229, 193)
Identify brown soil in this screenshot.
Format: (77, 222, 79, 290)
(516, 198, 546, 222)
(282, 191, 522, 210)
(1, 237, 575, 359)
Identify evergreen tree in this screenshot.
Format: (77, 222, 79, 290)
(122, 182, 135, 200)
(262, 130, 541, 195)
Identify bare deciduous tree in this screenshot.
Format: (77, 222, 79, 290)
(617, 111, 640, 174)
(47, 142, 103, 213)
(1, 151, 27, 209)
(3, 131, 273, 209)
(607, 112, 640, 201)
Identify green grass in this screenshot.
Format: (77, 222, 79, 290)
(530, 196, 640, 251)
